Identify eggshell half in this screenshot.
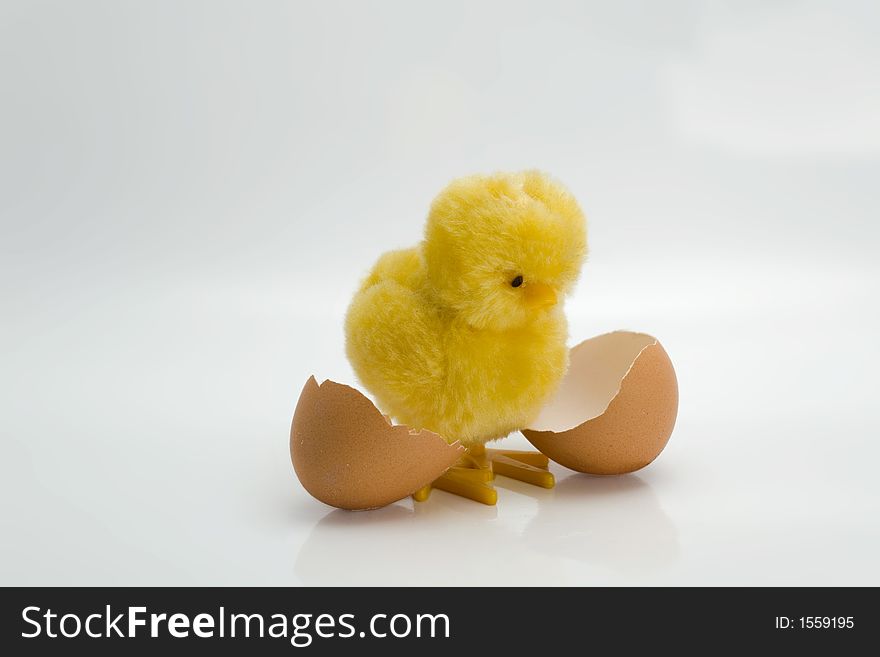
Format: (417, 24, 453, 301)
(290, 376, 465, 510)
(522, 331, 678, 474)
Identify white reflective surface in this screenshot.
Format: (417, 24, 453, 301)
(4, 284, 878, 586)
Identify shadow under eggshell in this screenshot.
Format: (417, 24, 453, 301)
(290, 377, 465, 510)
(522, 331, 678, 475)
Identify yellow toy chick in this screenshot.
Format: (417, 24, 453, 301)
(345, 171, 587, 455)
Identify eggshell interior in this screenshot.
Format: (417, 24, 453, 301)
(290, 376, 465, 510)
(522, 331, 678, 474)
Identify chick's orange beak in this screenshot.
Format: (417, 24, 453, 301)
(524, 282, 558, 310)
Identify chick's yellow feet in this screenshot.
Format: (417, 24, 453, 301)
(412, 444, 554, 506)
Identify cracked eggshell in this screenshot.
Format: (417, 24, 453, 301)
(290, 376, 465, 510)
(522, 331, 678, 475)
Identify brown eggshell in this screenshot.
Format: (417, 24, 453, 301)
(290, 376, 465, 510)
(522, 331, 678, 474)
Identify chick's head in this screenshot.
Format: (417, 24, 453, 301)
(423, 171, 587, 330)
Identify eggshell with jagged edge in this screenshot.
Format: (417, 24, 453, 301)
(290, 377, 465, 510)
(522, 331, 678, 474)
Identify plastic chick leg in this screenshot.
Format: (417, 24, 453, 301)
(412, 444, 555, 505)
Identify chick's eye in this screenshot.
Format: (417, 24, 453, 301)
(511, 275, 524, 288)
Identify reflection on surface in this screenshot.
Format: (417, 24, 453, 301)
(524, 473, 679, 574)
(294, 469, 678, 585)
(294, 496, 518, 586)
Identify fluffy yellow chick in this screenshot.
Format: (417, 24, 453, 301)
(345, 171, 587, 447)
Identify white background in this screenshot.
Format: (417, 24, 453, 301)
(2, 0, 878, 585)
